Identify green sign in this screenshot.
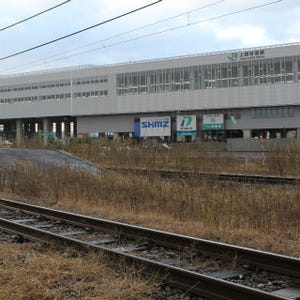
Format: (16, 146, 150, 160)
(177, 131, 197, 136)
(176, 115, 197, 136)
(202, 124, 224, 130)
(41, 131, 56, 138)
(202, 114, 224, 131)
(230, 115, 237, 125)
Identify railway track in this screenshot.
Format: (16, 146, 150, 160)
(107, 167, 299, 185)
(0, 198, 299, 299)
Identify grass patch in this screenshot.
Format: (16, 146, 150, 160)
(14, 136, 300, 176)
(0, 243, 156, 300)
(0, 161, 299, 256)
(59, 138, 300, 177)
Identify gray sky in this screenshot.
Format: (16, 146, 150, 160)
(0, 0, 299, 74)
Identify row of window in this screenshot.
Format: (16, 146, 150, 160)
(75, 78, 107, 85)
(0, 77, 108, 93)
(116, 56, 300, 95)
(0, 90, 108, 104)
(73, 90, 108, 98)
(251, 106, 295, 119)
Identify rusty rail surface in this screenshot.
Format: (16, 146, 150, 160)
(107, 167, 299, 185)
(0, 198, 299, 299)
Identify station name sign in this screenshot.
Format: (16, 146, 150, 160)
(202, 114, 224, 130)
(228, 49, 265, 61)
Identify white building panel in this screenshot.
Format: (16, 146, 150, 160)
(77, 115, 135, 133)
(140, 116, 171, 137)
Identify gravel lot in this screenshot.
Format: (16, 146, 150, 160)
(0, 148, 101, 173)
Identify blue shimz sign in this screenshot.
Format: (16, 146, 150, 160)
(136, 116, 171, 137)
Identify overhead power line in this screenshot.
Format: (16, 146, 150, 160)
(0, 0, 283, 74)
(2, 0, 224, 73)
(79, 0, 283, 56)
(0, 0, 71, 32)
(17, 0, 282, 69)
(49, 1, 225, 61)
(0, 0, 162, 61)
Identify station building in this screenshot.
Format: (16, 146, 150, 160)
(0, 42, 300, 143)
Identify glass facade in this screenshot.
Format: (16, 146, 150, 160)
(117, 56, 299, 95)
(251, 106, 295, 119)
(1, 50, 299, 106)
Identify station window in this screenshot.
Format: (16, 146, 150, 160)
(252, 106, 295, 119)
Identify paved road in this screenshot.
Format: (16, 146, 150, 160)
(0, 148, 101, 174)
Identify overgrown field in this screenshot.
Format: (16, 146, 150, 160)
(17, 136, 300, 176)
(0, 154, 299, 256)
(63, 138, 300, 177)
(1, 140, 299, 299)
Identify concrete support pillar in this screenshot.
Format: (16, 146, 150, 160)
(243, 129, 251, 139)
(61, 122, 65, 139)
(171, 116, 177, 143)
(113, 133, 120, 141)
(16, 119, 23, 145)
(70, 121, 75, 138)
(43, 118, 49, 145)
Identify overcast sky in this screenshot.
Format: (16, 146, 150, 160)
(0, 0, 299, 74)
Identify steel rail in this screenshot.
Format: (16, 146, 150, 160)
(0, 217, 290, 300)
(0, 197, 299, 279)
(107, 167, 298, 185)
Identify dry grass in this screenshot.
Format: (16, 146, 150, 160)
(60, 137, 300, 176)
(1, 140, 300, 298)
(0, 161, 299, 256)
(14, 136, 300, 176)
(266, 141, 300, 176)
(63, 138, 253, 173)
(0, 243, 156, 300)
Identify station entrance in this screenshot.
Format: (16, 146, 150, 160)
(0, 116, 77, 143)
